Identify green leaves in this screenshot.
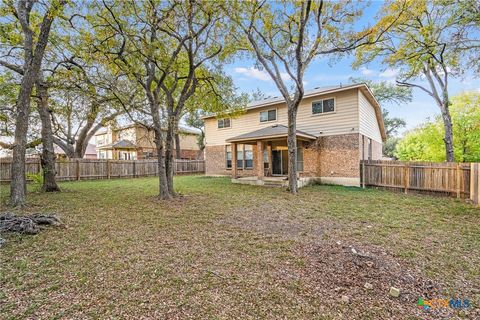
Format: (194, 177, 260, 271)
(395, 91, 480, 162)
(355, 0, 478, 81)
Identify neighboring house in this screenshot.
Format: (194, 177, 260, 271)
(203, 83, 386, 187)
(0, 144, 97, 159)
(94, 124, 202, 160)
(54, 144, 97, 159)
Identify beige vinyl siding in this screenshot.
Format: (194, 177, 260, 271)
(116, 127, 136, 141)
(205, 88, 360, 146)
(358, 90, 382, 143)
(135, 127, 156, 149)
(179, 133, 200, 150)
(134, 127, 200, 150)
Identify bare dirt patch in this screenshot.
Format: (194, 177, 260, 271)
(296, 240, 478, 319)
(219, 203, 478, 319)
(218, 203, 330, 240)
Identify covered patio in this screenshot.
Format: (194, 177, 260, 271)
(226, 124, 318, 188)
(97, 139, 138, 160)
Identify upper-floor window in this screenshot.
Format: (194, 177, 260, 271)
(260, 109, 277, 122)
(218, 118, 231, 129)
(312, 98, 335, 115)
(96, 135, 106, 146)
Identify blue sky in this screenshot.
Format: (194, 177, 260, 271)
(223, 2, 480, 136)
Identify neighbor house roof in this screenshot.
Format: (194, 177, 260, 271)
(226, 124, 316, 143)
(95, 123, 201, 136)
(97, 139, 137, 150)
(54, 143, 96, 155)
(203, 83, 386, 141)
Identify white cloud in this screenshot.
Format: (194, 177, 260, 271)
(360, 67, 375, 76)
(379, 68, 399, 79)
(234, 66, 290, 82)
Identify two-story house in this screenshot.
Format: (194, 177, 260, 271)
(95, 124, 202, 160)
(203, 83, 386, 187)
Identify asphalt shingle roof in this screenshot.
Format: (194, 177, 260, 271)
(98, 139, 137, 150)
(226, 124, 316, 142)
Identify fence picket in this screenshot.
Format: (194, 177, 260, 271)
(0, 158, 204, 182)
(360, 160, 476, 200)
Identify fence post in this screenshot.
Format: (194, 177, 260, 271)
(403, 163, 409, 194)
(471, 163, 479, 207)
(107, 160, 111, 179)
(132, 160, 136, 178)
(361, 161, 365, 188)
(456, 163, 461, 198)
(76, 159, 81, 181)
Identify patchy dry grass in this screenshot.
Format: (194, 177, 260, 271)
(0, 176, 479, 319)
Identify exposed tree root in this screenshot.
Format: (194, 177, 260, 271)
(0, 213, 61, 247)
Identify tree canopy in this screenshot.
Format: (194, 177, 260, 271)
(355, 0, 480, 162)
(396, 91, 480, 162)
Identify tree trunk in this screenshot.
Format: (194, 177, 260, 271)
(154, 126, 171, 200)
(287, 103, 298, 194)
(150, 100, 171, 200)
(10, 71, 36, 206)
(175, 133, 181, 159)
(36, 77, 60, 192)
(9, 2, 60, 206)
(74, 141, 85, 159)
(165, 115, 176, 195)
(440, 101, 455, 162)
(53, 137, 75, 158)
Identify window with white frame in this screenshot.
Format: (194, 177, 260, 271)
(227, 144, 254, 169)
(259, 109, 277, 122)
(296, 147, 304, 171)
(263, 148, 269, 170)
(312, 98, 335, 115)
(244, 145, 253, 168)
(226, 145, 232, 169)
(236, 144, 244, 168)
(96, 135, 106, 146)
(144, 151, 154, 159)
(218, 118, 231, 129)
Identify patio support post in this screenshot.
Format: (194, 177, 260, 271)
(232, 143, 238, 178)
(257, 140, 264, 179)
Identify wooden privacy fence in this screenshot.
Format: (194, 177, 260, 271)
(361, 160, 480, 206)
(0, 158, 205, 182)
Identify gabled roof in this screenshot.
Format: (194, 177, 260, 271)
(95, 124, 201, 136)
(203, 83, 386, 141)
(54, 143, 97, 155)
(97, 139, 137, 150)
(226, 124, 316, 143)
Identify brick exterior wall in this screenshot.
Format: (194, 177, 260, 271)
(300, 141, 318, 177)
(179, 149, 202, 160)
(205, 133, 382, 180)
(316, 134, 361, 178)
(205, 145, 228, 175)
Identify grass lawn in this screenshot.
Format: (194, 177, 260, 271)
(1, 176, 479, 319)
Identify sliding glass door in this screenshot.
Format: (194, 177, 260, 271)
(271, 148, 303, 176)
